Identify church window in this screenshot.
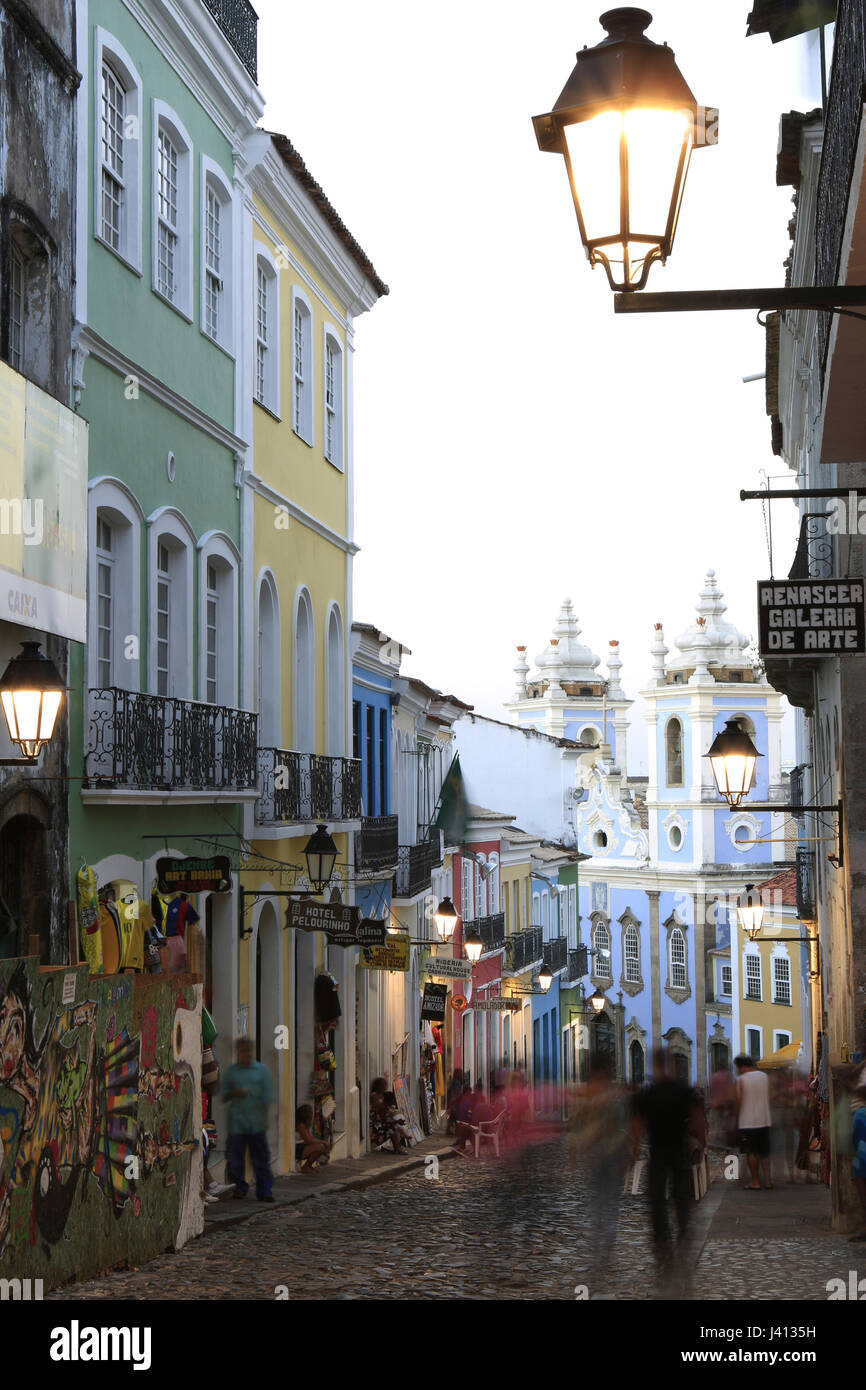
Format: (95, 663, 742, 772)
(593, 920, 611, 979)
(624, 924, 640, 983)
(669, 928, 687, 990)
(666, 717, 683, 786)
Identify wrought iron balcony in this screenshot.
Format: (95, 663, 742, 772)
(256, 747, 361, 824)
(477, 912, 506, 954)
(394, 838, 436, 898)
(356, 815, 399, 873)
(796, 844, 817, 924)
(85, 688, 257, 792)
(566, 946, 589, 982)
(504, 926, 544, 974)
(202, 0, 258, 80)
(547, 936, 568, 973)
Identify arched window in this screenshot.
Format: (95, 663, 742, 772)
(629, 1040, 645, 1085)
(669, 927, 687, 990)
(152, 102, 193, 315)
(201, 158, 234, 352)
(256, 571, 281, 747)
(487, 854, 499, 914)
(326, 604, 345, 757)
(88, 478, 143, 693)
(293, 589, 315, 752)
(733, 713, 758, 788)
(147, 508, 195, 699)
(95, 29, 142, 270)
(292, 288, 313, 445)
(593, 920, 611, 979)
(666, 717, 683, 786)
(254, 244, 279, 413)
(624, 924, 640, 983)
(198, 533, 239, 707)
(579, 726, 600, 748)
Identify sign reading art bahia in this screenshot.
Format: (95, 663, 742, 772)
(757, 579, 866, 656)
(0, 358, 88, 642)
(156, 856, 232, 893)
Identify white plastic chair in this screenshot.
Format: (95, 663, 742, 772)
(474, 1110, 505, 1159)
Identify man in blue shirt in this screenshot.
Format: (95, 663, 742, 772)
(221, 1037, 275, 1201)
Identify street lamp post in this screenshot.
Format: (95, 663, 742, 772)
(0, 641, 65, 765)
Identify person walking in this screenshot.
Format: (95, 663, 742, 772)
(221, 1037, 276, 1201)
(569, 1054, 629, 1289)
(631, 1048, 706, 1288)
(734, 1054, 773, 1190)
(841, 1038, 866, 1240)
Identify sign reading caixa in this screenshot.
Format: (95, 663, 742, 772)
(156, 856, 232, 894)
(757, 579, 866, 656)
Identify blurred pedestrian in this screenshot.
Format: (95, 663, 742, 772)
(222, 1038, 275, 1201)
(708, 1061, 736, 1149)
(631, 1048, 706, 1287)
(735, 1054, 773, 1189)
(841, 1037, 866, 1241)
(569, 1055, 629, 1288)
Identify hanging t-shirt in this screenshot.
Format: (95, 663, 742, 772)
(164, 895, 200, 939)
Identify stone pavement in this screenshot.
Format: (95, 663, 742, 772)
(47, 1132, 863, 1300)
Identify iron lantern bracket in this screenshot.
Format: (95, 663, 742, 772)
(613, 285, 866, 314)
(238, 885, 315, 939)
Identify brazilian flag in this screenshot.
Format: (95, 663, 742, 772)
(435, 754, 469, 849)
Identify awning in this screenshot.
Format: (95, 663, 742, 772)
(757, 1039, 802, 1069)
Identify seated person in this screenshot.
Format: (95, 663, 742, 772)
(295, 1104, 329, 1173)
(383, 1091, 411, 1152)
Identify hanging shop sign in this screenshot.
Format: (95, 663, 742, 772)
(423, 956, 473, 980)
(328, 918, 388, 949)
(757, 579, 866, 656)
(450, 994, 468, 1013)
(420, 983, 448, 1022)
(361, 936, 410, 971)
(474, 998, 520, 1011)
(156, 856, 232, 894)
(287, 899, 361, 935)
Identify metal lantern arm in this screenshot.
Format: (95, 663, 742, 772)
(614, 285, 866, 313)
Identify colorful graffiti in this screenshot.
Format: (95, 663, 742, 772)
(0, 957, 202, 1290)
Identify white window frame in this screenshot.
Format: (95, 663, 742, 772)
(255, 568, 281, 748)
(568, 886, 577, 948)
(461, 859, 474, 924)
(151, 101, 193, 318)
(720, 962, 732, 998)
(94, 28, 142, 273)
(624, 924, 640, 984)
(744, 950, 763, 1002)
(87, 478, 143, 693)
(774, 1030, 792, 1052)
(669, 927, 687, 991)
(593, 919, 611, 980)
(292, 585, 315, 753)
(772, 952, 792, 1006)
(291, 286, 313, 445)
(322, 324, 344, 470)
(487, 853, 499, 915)
(146, 507, 195, 700)
(200, 156, 234, 355)
(253, 243, 279, 415)
(746, 1026, 763, 1061)
(197, 531, 240, 707)
(325, 602, 346, 757)
(476, 866, 487, 920)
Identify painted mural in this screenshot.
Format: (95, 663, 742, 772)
(0, 956, 202, 1290)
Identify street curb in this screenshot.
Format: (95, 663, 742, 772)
(201, 1145, 457, 1234)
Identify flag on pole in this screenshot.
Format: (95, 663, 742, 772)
(434, 754, 469, 848)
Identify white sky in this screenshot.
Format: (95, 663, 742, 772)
(255, 1, 823, 770)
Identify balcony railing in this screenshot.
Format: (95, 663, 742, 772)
(202, 0, 258, 80)
(256, 748, 361, 824)
(817, 0, 866, 372)
(85, 688, 257, 791)
(796, 844, 817, 924)
(505, 926, 544, 974)
(356, 815, 399, 873)
(394, 838, 436, 897)
(477, 913, 506, 954)
(566, 946, 589, 982)
(547, 936, 568, 972)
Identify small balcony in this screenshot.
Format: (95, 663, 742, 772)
(504, 926, 544, 975)
(85, 688, 257, 793)
(394, 838, 436, 898)
(477, 912, 506, 954)
(355, 815, 399, 873)
(202, 0, 258, 80)
(565, 945, 589, 982)
(796, 844, 817, 924)
(256, 748, 361, 825)
(547, 936, 568, 973)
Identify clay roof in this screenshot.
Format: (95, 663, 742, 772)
(268, 132, 389, 298)
(754, 866, 798, 906)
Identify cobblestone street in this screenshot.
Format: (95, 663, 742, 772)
(49, 1136, 860, 1302)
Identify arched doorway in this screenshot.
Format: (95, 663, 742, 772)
(590, 1011, 616, 1069)
(0, 814, 49, 959)
(629, 1039, 645, 1085)
(710, 1041, 729, 1073)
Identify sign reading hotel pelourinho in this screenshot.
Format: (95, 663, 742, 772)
(757, 579, 866, 656)
(0, 358, 88, 642)
(287, 899, 361, 936)
(361, 936, 410, 971)
(156, 856, 232, 894)
(423, 956, 473, 980)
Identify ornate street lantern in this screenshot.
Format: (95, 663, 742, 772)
(463, 924, 483, 963)
(303, 823, 338, 894)
(707, 718, 761, 808)
(737, 884, 764, 941)
(588, 988, 607, 1013)
(533, 8, 714, 290)
(433, 895, 459, 941)
(0, 642, 64, 760)
(537, 960, 554, 993)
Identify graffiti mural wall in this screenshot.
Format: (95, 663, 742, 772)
(0, 956, 203, 1290)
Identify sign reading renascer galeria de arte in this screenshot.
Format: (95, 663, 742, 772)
(757, 579, 866, 655)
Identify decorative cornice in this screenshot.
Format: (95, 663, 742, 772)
(248, 474, 358, 556)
